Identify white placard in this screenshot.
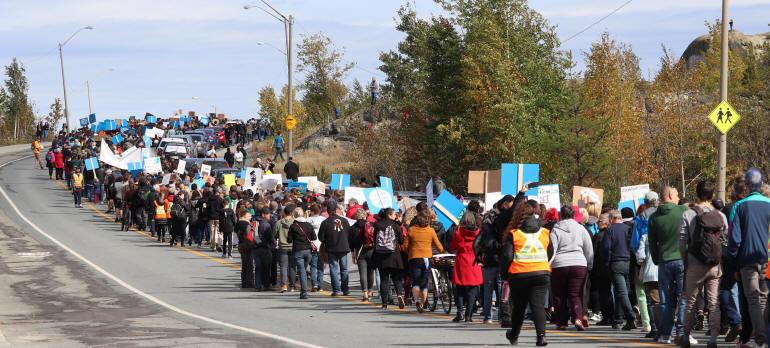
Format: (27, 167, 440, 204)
(297, 176, 318, 184)
(259, 173, 283, 190)
(176, 160, 186, 174)
(484, 192, 503, 213)
(243, 167, 263, 193)
(143, 157, 162, 174)
(200, 164, 212, 177)
(344, 187, 366, 206)
(528, 184, 561, 210)
(161, 173, 172, 185)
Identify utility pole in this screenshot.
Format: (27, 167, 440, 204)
(717, 0, 729, 201)
(286, 15, 294, 158)
(86, 80, 92, 114)
(59, 43, 71, 132)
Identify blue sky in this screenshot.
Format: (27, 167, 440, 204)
(1, 0, 768, 124)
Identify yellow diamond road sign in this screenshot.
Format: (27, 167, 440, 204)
(708, 101, 740, 134)
(285, 115, 297, 130)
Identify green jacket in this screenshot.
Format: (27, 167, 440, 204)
(648, 202, 687, 264)
(275, 217, 294, 251)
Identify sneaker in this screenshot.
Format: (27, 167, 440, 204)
(644, 330, 658, 339)
(657, 336, 671, 344)
(280, 285, 288, 293)
(299, 293, 308, 300)
(589, 313, 602, 322)
(622, 320, 637, 331)
(397, 296, 405, 309)
(725, 324, 742, 343)
(483, 319, 493, 324)
(331, 291, 342, 297)
(416, 301, 424, 313)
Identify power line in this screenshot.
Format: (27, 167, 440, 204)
(561, 0, 634, 45)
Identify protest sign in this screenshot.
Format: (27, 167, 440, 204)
(259, 174, 283, 189)
(88, 113, 96, 124)
(619, 184, 650, 212)
(331, 173, 351, 191)
(84, 157, 99, 171)
(298, 176, 317, 184)
(572, 186, 604, 209)
(364, 187, 396, 214)
(175, 159, 186, 174)
(191, 177, 205, 190)
(501, 163, 539, 196)
(467, 170, 503, 194)
(143, 157, 162, 174)
(484, 192, 503, 213)
(80, 118, 89, 127)
(529, 184, 561, 210)
(111, 134, 124, 145)
(243, 167, 263, 193)
(379, 176, 394, 192)
(344, 187, 366, 206)
(432, 190, 465, 231)
(223, 174, 236, 190)
(161, 173, 172, 185)
(200, 164, 211, 177)
(288, 181, 308, 194)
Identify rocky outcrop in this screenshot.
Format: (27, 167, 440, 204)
(682, 30, 770, 70)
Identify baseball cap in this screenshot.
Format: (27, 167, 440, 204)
(644, 191, 659, 202)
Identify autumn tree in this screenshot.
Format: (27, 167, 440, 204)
(47, 98, 64, 134)
(0, 58, 35, 143)
(296, 32, 353, 127)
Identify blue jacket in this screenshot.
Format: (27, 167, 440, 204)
(728, 192, 770, 268)
(601, 223, 631, 265)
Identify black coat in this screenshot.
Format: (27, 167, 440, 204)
(283, 161, 299, 180)
(287, 220, 317, 252)
(372, 219, 404, 270)
(318, 215, 351, 254)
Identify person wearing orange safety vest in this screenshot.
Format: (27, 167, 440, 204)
(501, 202, 552, 347)
(71, 167, 84, 208)
(154, 193, 173, 243)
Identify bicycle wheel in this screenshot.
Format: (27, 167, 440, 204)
(427, 269, 439, 312)
(440, 270, 453, 314)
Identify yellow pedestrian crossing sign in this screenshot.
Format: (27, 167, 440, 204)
(708, 101, 740, 134)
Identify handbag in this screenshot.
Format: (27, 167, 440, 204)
(296, 224, 318, 253)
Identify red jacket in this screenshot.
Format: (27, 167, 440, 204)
(54, 152, 65, 169)
(346, 204, 362, 219)
(450, 227, 482, 286)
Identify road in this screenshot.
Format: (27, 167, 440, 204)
(0, 148, 709, 347)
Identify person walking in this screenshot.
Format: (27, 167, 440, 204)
(404, 211, 445, 313)
(728, 168, 770, 348)
(601, 210, 637, 330)
(373, 208, 405, 309)
(170, 194, 190, 247)
(502, 203, 551, 346)
(54, 148, 64, 180)
(680, 180, 725, 348)
(319, 202, 352, 296)
(252, 207, 275, 291)
(31, 138, 43, 169)
(549, 205, 594, 331)
(272, 131, 285, 162)
(449, 212, 482, 321)
(307, 204, 326, 292)
(219, 204, 237, 258)
(283, 157, 299, 182)
(351, 208, 376, 301)
(275, 205, 296, 293)
(475, 199, 506, 324)
(287, 207, 316, 299)
(648, 186, 688, 344)
(71, 167, 84, 208)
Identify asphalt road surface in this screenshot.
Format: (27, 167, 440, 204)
(0, 149, 717, 347)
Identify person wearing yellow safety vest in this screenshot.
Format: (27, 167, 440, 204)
(71, 167, 84, 208)
(501, 202, 553, 347)
(154, 193, 173, 243)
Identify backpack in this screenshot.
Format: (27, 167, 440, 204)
(171, 203, 187, 220)
(688, 206, 725, 265)
(375, 223, 397, 252)
(189, 200, 200, 225)
(363, 221, 375, 247)
(45, 151, 54, 164)
(134, 187, 148, 207)
(630, 215, 649, 251)
(245, 221, 261, 246)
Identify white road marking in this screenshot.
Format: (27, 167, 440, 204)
(0, 155, 323, 348)
(16, 251, 51, 258)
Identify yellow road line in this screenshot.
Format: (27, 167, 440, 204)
(54, 181, 657, 345)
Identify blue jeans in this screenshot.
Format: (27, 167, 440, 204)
(327, 252, 349, 294)
(84, 183, 93, 201)
(311, 252, 323, 289)
(720, 258, 742, 326)
(482, 266, 500, 321)
(293, 249, 312, 294)
(658, 259, 685, 337)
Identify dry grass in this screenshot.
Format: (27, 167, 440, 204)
(249, 136, 352, 182)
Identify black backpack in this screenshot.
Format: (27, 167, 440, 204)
(171, 203, 187, 220)
(688, 206, 725, 265)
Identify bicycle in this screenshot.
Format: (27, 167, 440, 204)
(428, 253, 455, 314)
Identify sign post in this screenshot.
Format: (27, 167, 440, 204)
(717, 0, 730, 201)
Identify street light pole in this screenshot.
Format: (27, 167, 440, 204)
(86, 80, 92, 115)
(58, 26, 93, 132)
(244, 2, 294, 158)
(717, 0, 729, 201)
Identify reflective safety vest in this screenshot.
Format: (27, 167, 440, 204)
(154, 202, 168, 220)
(165, 200, 173, 219)
(72, 173, 84, 189)
(508, 228, 551, 274)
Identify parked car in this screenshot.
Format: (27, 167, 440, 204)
(183, 158, 228, 174)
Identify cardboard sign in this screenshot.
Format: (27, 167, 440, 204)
(84, 157, 99, 171)
(204, 175, 216, 185)
(432, 190, 465, 231)
(259, 173, 283, 190)
(288, 181, 308, 194)
(572, 186, 604, 209)
(297, 176, 318, 184)
(529, 184, 561, 211)
(467, 170, 502, 194)
(223, 174, 236, 190)
(200, 164, 212, 177)
(176, 159, 186, 174)
(143, 157, 162, 174)
(161, 173, 172, 185)
(309, 180, 326, 194)
(619, 184, 650, 212)
(501, 163, 539, 196)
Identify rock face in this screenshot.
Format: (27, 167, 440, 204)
(297, 111, 367, 151)
(682, 30, 770, 70)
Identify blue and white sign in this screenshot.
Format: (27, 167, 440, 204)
(501, 163, 539, 196)
(363, 187, 396, 214)
(127, 161, 143, 172)
(619, 184, 650, 213)
(90, 124, 97, 133)
(103, 119, 117, 131)
(432, 190, 465, 231)
(79, 117, 89, 127)
(88, 113, 96, 124)
(199, 116, 209, 126)
(331, 173, 351, 191)
(379, 176, 393, 193)
(111, 134, 124, 145)
(84, 157, 99, 171)
(146, 114, 157, 124)
(287, 181, 308, 194)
